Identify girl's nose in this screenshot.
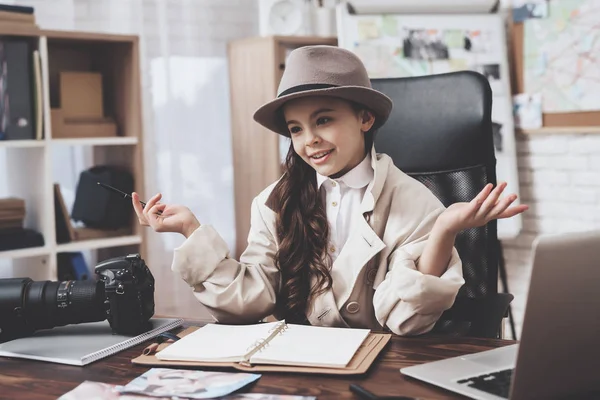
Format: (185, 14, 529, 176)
(304, 130, 320, 146)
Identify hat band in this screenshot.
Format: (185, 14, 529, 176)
(278, 83, 338, 98)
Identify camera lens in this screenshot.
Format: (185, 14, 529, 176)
(22, 280, 108, 331)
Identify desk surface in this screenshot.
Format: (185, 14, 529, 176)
(0, 323, 514, 400)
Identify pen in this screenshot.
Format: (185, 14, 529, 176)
(97, 182, 146, 208)
(349, 384, 419, 400)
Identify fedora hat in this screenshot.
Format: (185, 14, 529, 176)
(253, 45, 393, 136)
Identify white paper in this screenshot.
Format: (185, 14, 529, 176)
(156, 322, 370, 369)
(252, 324, 370, 368)
(156, 322, 276, 362)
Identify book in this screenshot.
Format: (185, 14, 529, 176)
(156, 321, 372, 369)
(0, 10, 35, 23)
(0, 317, 183, 366)
(133, 324, 390, 375)
(33, 49, 43, 140)
(0, 4, 34, 14)
(0, 39, 35, 140)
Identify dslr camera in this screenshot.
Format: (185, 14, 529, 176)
(0, 253, 155, 342)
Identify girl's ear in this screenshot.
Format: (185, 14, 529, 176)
(360, 110, 376, 133)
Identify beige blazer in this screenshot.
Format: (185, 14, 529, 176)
(172, 149, 465, 335)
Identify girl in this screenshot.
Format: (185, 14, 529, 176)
(133, 46, 527, 335)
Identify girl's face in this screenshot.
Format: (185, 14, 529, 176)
(283, 96, 375, 178)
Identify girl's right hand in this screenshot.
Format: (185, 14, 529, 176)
(132, 192, 201, 238)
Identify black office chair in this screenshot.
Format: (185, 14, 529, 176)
(372, 71, 514, 339)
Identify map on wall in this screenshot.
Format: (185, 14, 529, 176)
(524, 0, 600, 113)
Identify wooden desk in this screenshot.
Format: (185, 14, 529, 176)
(0, 325, 514, 400)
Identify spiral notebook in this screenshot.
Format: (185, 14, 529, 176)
(0, 318, 183, 366)
(132, 321, 392, 375)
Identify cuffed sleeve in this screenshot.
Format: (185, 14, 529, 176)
(373, 208, 465, 336)
(171, 196, 280, 324)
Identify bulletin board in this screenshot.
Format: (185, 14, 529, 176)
(510, 0, 600, 129)
(337, 8, 523, 239)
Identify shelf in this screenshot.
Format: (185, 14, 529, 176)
(51, 137, 138, 146)
(518, 127, 600, 135)
(56, 235, 142, 252)
(0, 140, 45, 149)
(0, 246, 51, 259)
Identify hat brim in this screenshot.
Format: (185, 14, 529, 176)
(253, 86, 393, 137)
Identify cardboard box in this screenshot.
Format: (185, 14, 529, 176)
(51, 108, 117, 138)
(59, 71, 104, 119)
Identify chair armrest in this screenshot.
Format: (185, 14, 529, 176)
(434, 293, 514, 338)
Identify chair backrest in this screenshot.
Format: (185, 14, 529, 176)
(371, 71, 499, 335)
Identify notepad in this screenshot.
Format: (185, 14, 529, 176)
(155, 321, 370, 369)
(0, 318, 183, 366)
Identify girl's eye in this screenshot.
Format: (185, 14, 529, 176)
(316, 117, 331, 125)
(289, 126, 301, 134)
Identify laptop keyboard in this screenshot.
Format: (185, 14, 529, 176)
(457, 368, 514, 399)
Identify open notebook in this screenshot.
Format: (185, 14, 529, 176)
(155, 321, 371, 369)
(0, 318, 183, 366)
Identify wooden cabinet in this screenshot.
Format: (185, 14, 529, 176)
(228, 36, 337, 258)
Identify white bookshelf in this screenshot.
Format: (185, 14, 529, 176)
(56, 235, 142, 252)
(51, 137, 139, 146)
(0, 29, 145, 281)
(0, 246, 51, 260)
(0, 140, 46, 149)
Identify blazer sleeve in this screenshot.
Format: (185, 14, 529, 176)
(373, 207, 465, 336)
(171, 196, 280, 324)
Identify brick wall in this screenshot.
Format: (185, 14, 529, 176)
(502, 133, 600, 336)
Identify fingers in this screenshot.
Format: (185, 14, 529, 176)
(143, 193, 162, 221)
(132, 192, 148, 226)
(497, 204, 529, 219)
(477, 182, 507, 217)
(468, 183, 493, 215)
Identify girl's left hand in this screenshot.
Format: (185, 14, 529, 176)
(437, 182, 529, 234)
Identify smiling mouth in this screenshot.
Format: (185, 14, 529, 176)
(310, 149, 333, 159)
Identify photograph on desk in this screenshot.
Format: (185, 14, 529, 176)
(59, 380, 317, 400)
(120, 368, 261, 399)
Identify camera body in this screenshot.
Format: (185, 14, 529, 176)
(96, 253, 155, 335)
(0, 253, 155, 342)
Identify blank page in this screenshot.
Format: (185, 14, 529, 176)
(155, 322, 278, 362)
(251, 324, 370, 368)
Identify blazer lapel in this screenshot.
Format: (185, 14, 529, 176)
(330, 214, 386, 308)
(307, 148, 390, 326)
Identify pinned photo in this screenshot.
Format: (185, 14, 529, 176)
(463, 30, 493, 53)
(402, 29, 449, 60)
(513, 1, 549, 23)
(513, 93, 543, 130)
(492, 121, 504, 153)
(472, 64, 501, 81)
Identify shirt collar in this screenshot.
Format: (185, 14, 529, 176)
(316, 153, 374, 190)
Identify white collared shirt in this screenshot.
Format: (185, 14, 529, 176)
(316, 154, 374, 262)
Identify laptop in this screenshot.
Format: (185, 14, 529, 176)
(401, 230, 600, 400)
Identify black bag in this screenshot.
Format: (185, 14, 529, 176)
(71, 166, 134, 229)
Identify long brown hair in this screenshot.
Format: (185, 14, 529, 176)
(268, 101, 375, 323)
